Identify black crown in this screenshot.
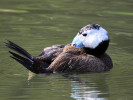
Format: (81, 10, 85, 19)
(86, 24, 100, 30)
(79, 24, 101, 34)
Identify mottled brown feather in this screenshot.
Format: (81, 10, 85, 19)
(34, 45, 65, 62)
(48, 45, 113, 73)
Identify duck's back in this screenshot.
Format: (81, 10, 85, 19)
(35, 44, 65, 62)
(48, 45, 113, 73)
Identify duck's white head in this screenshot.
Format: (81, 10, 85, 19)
(71, 24, 109, 56)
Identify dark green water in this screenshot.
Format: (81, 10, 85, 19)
(0, 0, 133, 100)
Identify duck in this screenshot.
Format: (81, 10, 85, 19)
(6, 24, 113, 74)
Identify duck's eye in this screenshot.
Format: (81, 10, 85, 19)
(82, 34, 87, 36)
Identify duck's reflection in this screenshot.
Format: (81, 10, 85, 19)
(27, 72, 109, 100)
(64, 74, 109, 100)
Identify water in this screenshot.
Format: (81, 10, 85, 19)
(0, 0, 133, 100)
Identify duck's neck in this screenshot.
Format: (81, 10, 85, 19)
(83, 40, 109, 57)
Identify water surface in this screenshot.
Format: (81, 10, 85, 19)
(0, 0, 133, 100)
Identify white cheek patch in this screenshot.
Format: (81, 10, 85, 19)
(79, 27, 109, 49)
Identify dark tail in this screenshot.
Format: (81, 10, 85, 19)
(5, 41, 40, 74)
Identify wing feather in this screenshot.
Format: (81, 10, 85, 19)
(48, 52, 107, 73)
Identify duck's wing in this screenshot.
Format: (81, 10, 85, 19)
(34, 45, 65, 63)
(48, 46, 112, 73)
(48, 53, 105, 73)
(27, 44, 65, 73)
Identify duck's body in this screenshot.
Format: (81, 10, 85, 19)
(48, 45, 113, 73)
(6, 24, 113, 74)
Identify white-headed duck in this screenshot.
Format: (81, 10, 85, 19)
(6, 24, 113, 74)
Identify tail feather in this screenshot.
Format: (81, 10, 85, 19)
(5, 41, 38, 73)
(6, 40, 33, 59)
(6, 40, 52, 74)
(9, 51, 33, 66)
(10, 56, 36, 73)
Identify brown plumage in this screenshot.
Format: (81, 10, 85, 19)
(47, 45, 113, 73)
(6, 41, 113, 74)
